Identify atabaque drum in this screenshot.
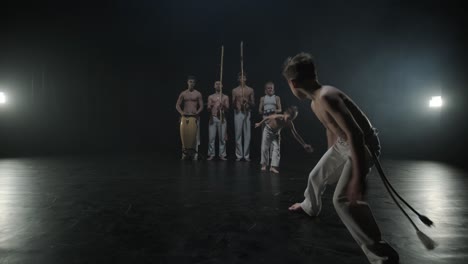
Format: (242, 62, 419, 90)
(180, 115, 198, 154)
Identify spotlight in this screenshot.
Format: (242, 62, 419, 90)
(429, 96, 442, 108)
(0, 92, 6, 104)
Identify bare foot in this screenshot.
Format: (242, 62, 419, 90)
(288, 203, 303, 212)
(261, 165, 267, 171)
(270, 167, 279, 173)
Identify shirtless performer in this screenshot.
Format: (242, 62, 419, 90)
(232, 72, 255, 161)
(175, 75, 204, 160)
(283, 53, 399, 264)
(207, 81, 229, 160)
(255, 106, 313, 173)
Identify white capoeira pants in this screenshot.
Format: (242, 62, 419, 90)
(207, 116, 227, 158)
(260, 124, 280, 167)
(262, 114, 275, 165)
(234, 111, 251, 159)
(300, 136, 396, 264)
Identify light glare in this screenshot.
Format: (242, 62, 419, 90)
(429, 96, 442, 108)
(0, 92, 6, 104)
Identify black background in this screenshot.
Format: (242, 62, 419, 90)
(0, 0, 466, 166)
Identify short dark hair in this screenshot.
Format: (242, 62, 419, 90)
(282, 52, 317, 81)
(285, 105, 298, 119)
(187, 75, 197, 81)
(237, 72, 247, 78)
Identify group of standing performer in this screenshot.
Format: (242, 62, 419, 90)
(176, 49, 402, 263)
(175, 73, 310, 173)
(176, 43, 312, 173)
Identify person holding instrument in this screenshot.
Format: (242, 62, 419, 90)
(232, 72, 254, 161)
(232, 42, 255, 161)
(176, 75, 203, 160)
(207, 81, 229, 160)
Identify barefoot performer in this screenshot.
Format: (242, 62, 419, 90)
(258, 81, 282, 168)
(176, 75, 204, 160)
(283, 52, 399, 263)
(255, 106, 313, 173)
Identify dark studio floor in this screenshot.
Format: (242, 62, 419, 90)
(0, 154, 466, 264)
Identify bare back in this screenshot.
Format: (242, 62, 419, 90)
(311, 86, 373, 140)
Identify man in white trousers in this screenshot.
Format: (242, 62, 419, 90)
(207, 81, 229, 160)
(232, 73, 255, 161)
(284, 52, 399, 264)
(258, 82, 282, 167)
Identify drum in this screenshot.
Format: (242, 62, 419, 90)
(180, 115, 198, 155)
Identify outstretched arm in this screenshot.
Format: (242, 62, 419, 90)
(255, 116, 269, 128)
(290, 122, 313, 152)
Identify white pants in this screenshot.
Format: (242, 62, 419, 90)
(262, 114, 275, 164)
(234, 111, 251, 159)
(208, 116, 227, 158)
(301, 137, 396, 264)
(260, 125, 280, 167)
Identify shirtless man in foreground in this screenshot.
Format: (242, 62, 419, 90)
(283, 53, 398, 264)
(176, 75, 203, 160)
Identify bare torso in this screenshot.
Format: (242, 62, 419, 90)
(179, 89, 202, 115)
(311, 86, 373, 140)
(265, 114, 290, 131)
(232, 86, 254, 112)
(208, 93, 229, 117)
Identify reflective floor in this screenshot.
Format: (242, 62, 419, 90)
(0, 155, 466, 263)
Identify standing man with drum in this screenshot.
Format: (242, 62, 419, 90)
(176, 75, 204, 160)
